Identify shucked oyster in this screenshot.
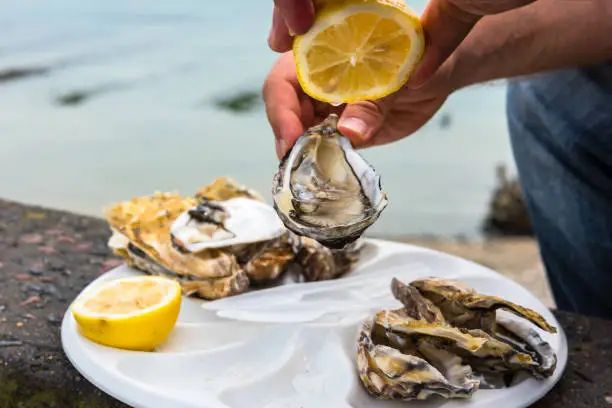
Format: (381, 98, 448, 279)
(170, 197, 285, 253)
(272, 114, 388, 249)
(356, 277, 559, 401)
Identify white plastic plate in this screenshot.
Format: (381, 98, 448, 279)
(61, 238, 568, 408)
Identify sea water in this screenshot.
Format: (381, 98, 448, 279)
(0, 0, 516, 237)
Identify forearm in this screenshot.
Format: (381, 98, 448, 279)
(448, 0, 612, 90)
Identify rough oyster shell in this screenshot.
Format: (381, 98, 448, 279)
(272, 114, 388, 249)
(409, 277, 557, 334)
(356, 277, 559, 401)
(243, 233, 295, 284)
(395, 278, 557, 378)
(290, 235, 363, 281)
(357, 318, 479, 400)
(105, 192, 249, 299)
(195, 176, 264, 203)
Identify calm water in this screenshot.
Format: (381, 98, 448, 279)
(0, 0, 516, 237)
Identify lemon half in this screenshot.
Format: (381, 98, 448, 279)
(293, 0, 425, 104)
(71, 276, 182, 351)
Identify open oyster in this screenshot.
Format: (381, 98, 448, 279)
(105, 192, 249, 299)
(356, 277, 559, 401)
(170, 197, 285, 254)
(272, 114, 388, 249)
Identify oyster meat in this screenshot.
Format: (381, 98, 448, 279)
(356, 277, 559, 401)
(272, 114, 388, 249)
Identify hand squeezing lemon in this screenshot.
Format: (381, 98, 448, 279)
(71, 276, 182, 351)
(293, 0, 425, 104)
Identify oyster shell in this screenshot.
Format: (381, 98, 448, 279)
(356, 277, 559, 401)
(357, 318, 480, 401)
(290, 235, 363, 281)
(170, 197, 285, 254)
(195, 176, 264, 203)
(105, 192, 249, 299)
(272, 114, 388, 249)
(243, 233, 295, 284)
(409, 277, 557, 334)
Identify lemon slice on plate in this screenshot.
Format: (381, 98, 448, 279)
(293, 0, 425, 104)
(71, 276, 182, 351)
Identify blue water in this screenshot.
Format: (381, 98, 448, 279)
(0, 0, 516, 237)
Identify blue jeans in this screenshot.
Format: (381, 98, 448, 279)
(506, 63, 612, 320)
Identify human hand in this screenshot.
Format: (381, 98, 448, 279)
(410, 0, 535, 86)
(263, 52, 455, 159)
(268, 0, 315, 52)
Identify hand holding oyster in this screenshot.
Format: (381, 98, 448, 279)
(272, 114, 388, 249)
(357, 277, 558, 401)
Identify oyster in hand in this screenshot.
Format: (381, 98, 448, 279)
(272, 114, 388, 249)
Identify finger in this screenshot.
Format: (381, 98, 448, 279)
(268, 6, 294, 52)
(263, 54, 306, 158)
(337, 94, 397, 147)
(274, 0, 315, 35)
(408, 0, 480, 87)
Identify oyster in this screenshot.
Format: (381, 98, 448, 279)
(290, 235, 363, 281)
(170, 197, 285, 253)
(195, 176, 264, 203)
(105, 192, 249, 300)
(357, 318, 480, 400)
(243, 233, 295, 284)
(409, 277, 557, 334)
(356, 277, 559, 401)
(272, 114, 388, 249)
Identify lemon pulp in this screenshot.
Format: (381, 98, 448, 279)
(293, 0, 425, 104)
(71, 276, 182, 351)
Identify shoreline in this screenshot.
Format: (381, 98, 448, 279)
(0, 196, 554, 308)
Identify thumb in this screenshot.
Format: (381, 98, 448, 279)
(337, 96, 396, 146)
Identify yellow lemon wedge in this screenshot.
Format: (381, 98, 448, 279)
(293, 0, 425, 104)
(71, 276, 182, 351)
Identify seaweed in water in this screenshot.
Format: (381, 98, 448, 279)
(213, 90, 261, 113)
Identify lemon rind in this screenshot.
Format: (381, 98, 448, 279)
(293, 1, 425, 104)
(71, 276, 181, 321)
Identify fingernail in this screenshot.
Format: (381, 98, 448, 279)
(339, 118, 368, 140)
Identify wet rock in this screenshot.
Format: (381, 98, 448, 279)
(20, 296, 40, 306)
(0, 67, 49, 83)
(46, 258, 65, 271)
(20, 283, 64, 300)
(0, 341, 23, 347)
(19, 233, 44, 245)
(482, 163, 533, 236)
(46, 313, 62, 326)
(29, 267, 43, 276)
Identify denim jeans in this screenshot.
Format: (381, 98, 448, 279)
(506, 63, 612, 320)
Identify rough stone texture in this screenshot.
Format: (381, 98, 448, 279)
(0, 198, 611, 408)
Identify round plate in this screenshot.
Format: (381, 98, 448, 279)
(61, 238, 567, 408)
